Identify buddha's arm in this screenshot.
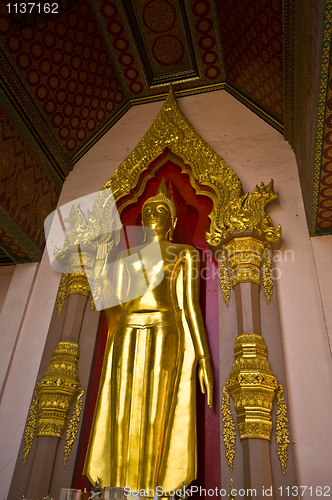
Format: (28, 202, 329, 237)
(183, 248, 213, 408)
(94, 243, 123, 322)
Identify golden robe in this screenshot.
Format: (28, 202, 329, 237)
(84, 284, 198, 493)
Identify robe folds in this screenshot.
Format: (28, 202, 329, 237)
(83, 306, 198, 494)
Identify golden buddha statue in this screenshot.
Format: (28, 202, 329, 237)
(84, 181, 213, 496)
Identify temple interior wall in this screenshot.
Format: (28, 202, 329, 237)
(0, 257, 61, 498)
(1, 90, 332, 497)
(0, 263, 39, 394)
(311, 234, 332, 348)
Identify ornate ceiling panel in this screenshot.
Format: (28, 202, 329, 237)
(311, 1, 332, 235)
(0, 0, 287, 162)
(293, 0, 321, 234)
(1, 0, 331, 265)
(0, 100, 59, 263)
(216, 0, 283, 123)
(0, 219, 36, 264)
(188, 0, 225, 82)
(125, 0, 198, 84)
(0, 248, 15, 266)
(0, 0, 125, 154)
(94, 0, 147, 96)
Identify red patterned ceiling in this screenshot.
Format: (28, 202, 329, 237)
(0, 226, 30, 263)
(190, 0, 223, 81)
(217, 0, 283, 121)
(317, 74, 332, 232)
(138, 0, 187, 69)
(0, 0, 125, 153)
(97, 0, 146, 95)
(0, 0, 285, 158)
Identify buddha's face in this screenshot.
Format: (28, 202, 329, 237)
(142, 201, 172, 235)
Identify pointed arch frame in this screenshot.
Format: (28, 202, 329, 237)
(94, 88, 242, 246)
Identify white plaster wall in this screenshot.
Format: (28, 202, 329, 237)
(311, 235, 332, 352)
(0, 258, 61, 499)
(0, 263, 38, 394)
(1, 90, 332, 497)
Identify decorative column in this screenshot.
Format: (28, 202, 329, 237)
(214, 180, 293, 497)
(225, 233, 278, 498)
(22, 249, 95, 499)
(224, 235, 277, 495)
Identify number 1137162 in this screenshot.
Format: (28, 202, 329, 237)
(279, 486, 330, 496)
(6, 3, 59, 14)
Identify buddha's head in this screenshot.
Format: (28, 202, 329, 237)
(142, 179, 177, 241)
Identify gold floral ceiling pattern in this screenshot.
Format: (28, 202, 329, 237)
(0, 0, 331, 265)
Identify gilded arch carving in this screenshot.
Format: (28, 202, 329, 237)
(56, 87, 280, 255)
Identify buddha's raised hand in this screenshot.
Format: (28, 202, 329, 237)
(94, 241, 110, 282)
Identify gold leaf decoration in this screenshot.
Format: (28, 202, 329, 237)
(64, 386, 84, 465)
(23, 390, 38, 464)
(91, 297, 96, 313)
(53, 89, 281, 267)
(225, 236, 264, 287)
(222, 180, 281, 243)
(276, 384, 289, 474)
(67, 273, 91, 298)
(56, 247, 94, 314)
(229, 479, 237, 500)
(36, 342, 81, 439)
(57, 273, 68, 316)
(53, 206, 103, 259)
(102, 88, 241, 247)
(227, 334, 278, 440)
(221, 385, 236, 471)
(219, 250, 231, 306)
(263, 248, 273, 304)
(22, 342, 83, 464)
(91, 280, 100, 313)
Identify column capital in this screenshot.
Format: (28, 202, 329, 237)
(225, 235, 265, 286)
